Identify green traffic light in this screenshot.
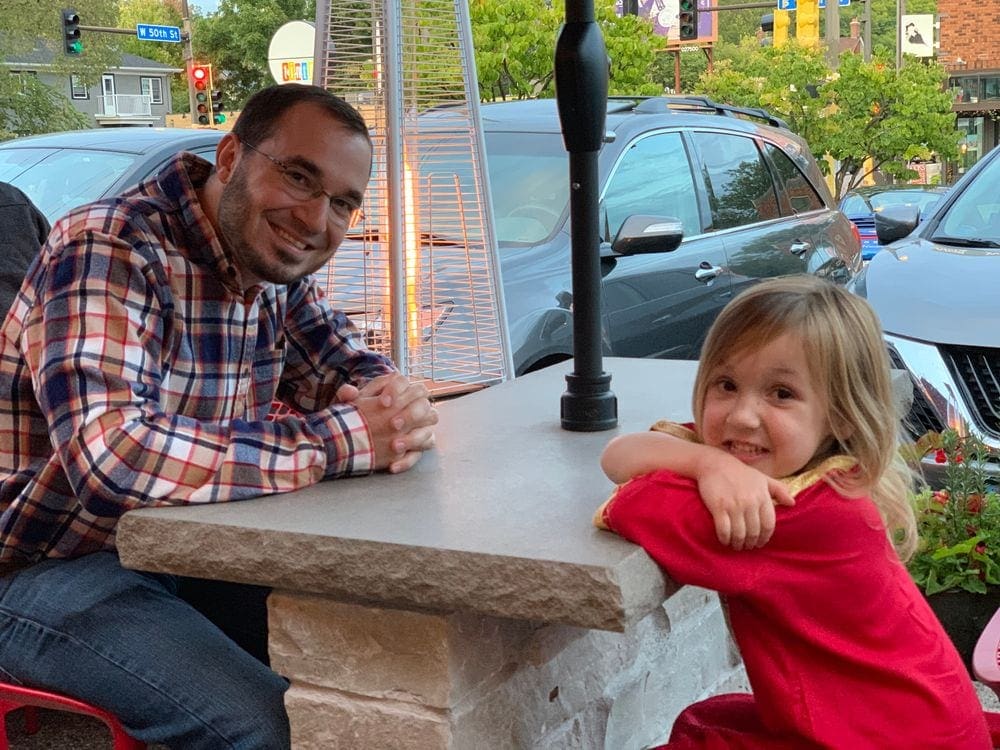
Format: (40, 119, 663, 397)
(67, 39, 82, 54)
(213, 114, 227, 125)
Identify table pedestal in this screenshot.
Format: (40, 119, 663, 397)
(269, 587, 746, 749)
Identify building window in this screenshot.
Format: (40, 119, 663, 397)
(140, 77, 163, 105)
(70, 74, 88, 99)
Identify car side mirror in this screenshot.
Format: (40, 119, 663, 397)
(601, 215, 684, 258)
(875, 204, 920, 245)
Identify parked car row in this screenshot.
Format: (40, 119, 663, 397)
(0, 96, 861, 377)
(839, 184, 949, 262)
(8, 97, 992, 479)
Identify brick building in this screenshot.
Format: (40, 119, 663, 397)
(937, 0, 1000, 173)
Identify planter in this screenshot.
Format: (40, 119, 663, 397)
(925, 587, 1000, 675)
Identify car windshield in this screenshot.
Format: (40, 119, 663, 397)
(0, 147, 138, 223)
(868, 190, 943, 213)
(482, 131, 568, 246)
(932, 155, 1000, 245)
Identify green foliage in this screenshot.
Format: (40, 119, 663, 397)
(194, 0, 316, 109)
(117, 0, 188, 113)
(470, 0, 663, 100)
(825, 53, 958, 193)
(907, 430, 1000, 596)
(0, 76, 91, 141)
(696, 41, 958, 198)
(0, 0, 119, 136)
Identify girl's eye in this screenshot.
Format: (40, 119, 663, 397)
(717, 378, 736, 392)
(774, 386, 795, 400)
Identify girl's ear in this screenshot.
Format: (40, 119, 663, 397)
(829, 412, 855, 447)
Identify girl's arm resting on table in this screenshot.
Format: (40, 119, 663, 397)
(601, 431, 795, 550)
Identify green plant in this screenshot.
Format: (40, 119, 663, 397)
(907, 430, 1000, 595)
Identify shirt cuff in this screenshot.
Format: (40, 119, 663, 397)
(310, 403, 375, 478)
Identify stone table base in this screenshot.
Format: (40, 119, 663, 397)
(269, 587, 748, 750)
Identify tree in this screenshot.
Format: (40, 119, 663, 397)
(194, 0, 315, 109)
(470, 0, 663, 101)
(825, 53, 958, 193)
(117, 0, 188, 113)
(0, 0, 120, 137)
(696, 40, 958, 198)
(696, 39, 832, 149)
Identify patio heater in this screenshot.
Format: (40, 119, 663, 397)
(312, 0, 512, 396)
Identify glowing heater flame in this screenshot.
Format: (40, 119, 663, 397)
(403, 158, 420, 352)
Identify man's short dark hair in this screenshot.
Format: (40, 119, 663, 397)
(232, 84, 370, 148)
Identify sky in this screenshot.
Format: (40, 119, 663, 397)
(192, 0, 221, 14)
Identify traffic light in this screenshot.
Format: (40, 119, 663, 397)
(211, 90, 226, 125)
(61, 8, 82, 55)
(191, 64, 212, 126)
(678, 0, 698, 41)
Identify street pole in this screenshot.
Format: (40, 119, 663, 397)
(180, 0, 197, 120)
(862, 0, 872, 62)
(555, 0, 617, 431)
(895, 0, 905, 70)
(824, 0, 840, 67)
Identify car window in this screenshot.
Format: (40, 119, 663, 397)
(764, 143, 825, 214)
(934, 155, 1000, 242)
(602, 131, 700, 239)
(0, 147, 137, 224)
(694, 133, 781, 230)
(868, 191, 942, 213)
(478, 132, 568, 246)
(839, 194, 869, 215)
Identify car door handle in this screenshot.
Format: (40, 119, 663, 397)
(789, 240, 812, 256)
(694, 263, 723, 282)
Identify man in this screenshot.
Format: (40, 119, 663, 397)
(0, 180, 49, 320)
(0, 84, 437, 748)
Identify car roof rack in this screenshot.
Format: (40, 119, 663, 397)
(609, 95, 789, 130)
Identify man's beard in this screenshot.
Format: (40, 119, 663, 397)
(216, 164, 302, 287)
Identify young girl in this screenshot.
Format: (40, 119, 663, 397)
(595, 276, 991, 749)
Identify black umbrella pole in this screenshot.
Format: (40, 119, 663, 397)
(561, 154, 617, 431)
(555, 6, 617, 431)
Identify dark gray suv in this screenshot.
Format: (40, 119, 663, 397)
(470, 96, 861, 373)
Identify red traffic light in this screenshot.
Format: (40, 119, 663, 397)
(191, 65, 211, 90)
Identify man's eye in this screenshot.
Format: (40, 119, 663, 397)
(331, 197, 358, 215)
(284, 168, 313, 187)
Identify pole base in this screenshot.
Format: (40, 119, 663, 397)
(561, 372, 617, 431)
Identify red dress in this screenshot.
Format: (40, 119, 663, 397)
(599, 464, 991, 749)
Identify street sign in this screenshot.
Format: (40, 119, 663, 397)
(136, 23, 181, 43)
(818, 0, 851, 7)
(777, 0, 795, 9)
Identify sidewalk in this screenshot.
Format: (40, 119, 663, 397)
(5, 708, 167, 750)
(7, 686, 999, 749)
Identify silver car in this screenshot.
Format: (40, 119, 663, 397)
(851, 146, 1000, 477)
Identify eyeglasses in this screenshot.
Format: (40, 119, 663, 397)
(239, 139, 365, 229)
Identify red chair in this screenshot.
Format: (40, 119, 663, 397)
(0, 682, 145, 750)
(973, 606, 1000, 747)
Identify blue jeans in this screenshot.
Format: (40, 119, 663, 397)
(0, 552, 290, 749)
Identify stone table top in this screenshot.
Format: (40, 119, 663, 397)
(117, 358, 696, 632)
(116, 358, 910, 632)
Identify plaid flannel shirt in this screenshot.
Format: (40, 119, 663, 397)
(0, 153, 394, 562)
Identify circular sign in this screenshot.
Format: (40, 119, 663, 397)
(267, 20, 315, 86)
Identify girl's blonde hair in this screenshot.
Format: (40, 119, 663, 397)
(692, 276, 917, 560)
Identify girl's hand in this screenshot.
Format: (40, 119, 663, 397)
(695, 456, 795, 551)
